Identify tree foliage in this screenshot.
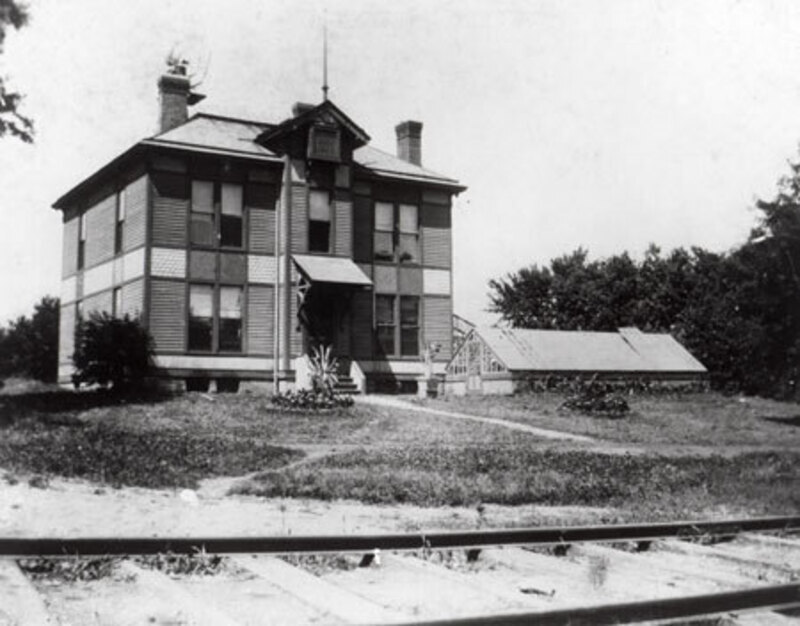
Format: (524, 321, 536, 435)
(489, 164, 800, 400)
(72, 313, 154, 391)
(0, 296, 59, 382)
(0, 0, 33, 142)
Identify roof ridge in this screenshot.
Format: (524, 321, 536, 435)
(190, 112, 275, 127)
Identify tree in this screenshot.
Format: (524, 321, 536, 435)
(72, 312, 154, 391)
(0, 295, 59, 382)
(0, 0, 33, 142)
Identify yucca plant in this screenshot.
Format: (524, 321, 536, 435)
(309, 344, 339, 395)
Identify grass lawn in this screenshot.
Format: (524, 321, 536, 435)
(416, 392, 800, 449)
(1, 383, 798, 519)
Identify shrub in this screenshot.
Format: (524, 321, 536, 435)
(271, 389, 354, 411)
(559, 378, 630, 417)
(72, 313, 154, 391)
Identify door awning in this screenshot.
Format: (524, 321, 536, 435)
(292, 254, 372, 287)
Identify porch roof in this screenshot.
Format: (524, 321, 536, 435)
(292, 254, 372, 286)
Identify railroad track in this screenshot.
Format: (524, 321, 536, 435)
(1, 516, 799, 625)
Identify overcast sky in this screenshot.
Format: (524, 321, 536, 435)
(2, 0, 800, 326)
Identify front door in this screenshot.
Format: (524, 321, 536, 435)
(300, 284, 351, 363)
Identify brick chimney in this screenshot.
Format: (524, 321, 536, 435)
(395, 120, 423, 166)
(158, 62, 205, 133)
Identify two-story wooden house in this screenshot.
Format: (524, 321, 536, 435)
(54, 64, 466, 392)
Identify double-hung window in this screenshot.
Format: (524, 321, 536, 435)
(188, 284, 244, 353)
(374, 202, 394, 261)
(375, 295, 395, 355)
(373, 202, 419, 263)
(114, 189, 125, 255)
(308, 190, 332, 253)
(190, 181, 244, 248)
(375, 295, 420, 357)
(77, 213, 86, 270)
(399, 296, 420, 356)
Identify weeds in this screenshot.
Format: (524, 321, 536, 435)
(281, 554, 360, 575)
(135, 549, 232, 576)
(18, 556, 121, 582)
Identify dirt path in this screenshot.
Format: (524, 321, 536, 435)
(358, 395, 594, 443)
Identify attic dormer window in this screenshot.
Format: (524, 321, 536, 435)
(308, 125, 341, 162)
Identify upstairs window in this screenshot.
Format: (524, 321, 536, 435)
(190, 180, 244, 249)
(190, 181, 215, 246)
(114, 189, 126, 255)
(77, 213, 86, 270)
(373, 202, 419, 264)
(374, 202, 394, 262)
(220, 184, 243, 247)
(398, 204, 419, 263)
(308, 190, 332, 253)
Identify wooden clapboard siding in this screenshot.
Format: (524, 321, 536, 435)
(421, 203, 451, 268)
(62, 217, 79, 278)
(83, 290, 113, 316)
(84, 195, 116, 268)
(353, 195, 372, 262)
(121, 278, 144, 319)
(423, 296, 452, 361)
(123, 174, 147, 252)
(334, 199, 353, 256)
(351, 290, 373, 359)
(246, 285, 274, 354)
(58, 304, 76, 365)
(249, 208, 275, 254)
(151, 171, 188, 247)
(290, 185, 308, 253)
(149, 279, 186, 352)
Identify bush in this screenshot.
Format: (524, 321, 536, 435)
(559, 378, 630, 417)
(0, 296, 59, 383)
(271, 389, 354, 411)
(72, 313, 154, 391)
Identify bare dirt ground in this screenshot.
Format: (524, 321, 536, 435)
(0, 473, 617, 539)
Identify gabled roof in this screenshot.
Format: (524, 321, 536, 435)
(257, 99, 370, 149)
(54, 108, 464, 210)
(469, 327, 706, 374)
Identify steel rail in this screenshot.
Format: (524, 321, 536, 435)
(1, 515, 798, 557)
(393, 583, 800, 626)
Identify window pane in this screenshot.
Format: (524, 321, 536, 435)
(375, 202, 393, 231)
(308, 220, 331, 253)
(190, 285, 213, 317)
(118, 190, 126, 221)
(190, 213, 215, 246)
(79, 214, 87, 241)
(219, 318, 242, 352)
(374, 231, 393, 261)
(401, 328, 419, 356)
(220, 287, 242, 319)
(398, 233, 419, 264)
(309, 190, 331, 221)
(376, 295, 394, 324)
(221, 183, 242, 216)
(399, 204, 418, 233)
(220, 214, 243, 247)
(400, 297, 419, 325)
(191, 180, 214, 214)
(188, 318, 213, 351)
(377, 326, 395, 355)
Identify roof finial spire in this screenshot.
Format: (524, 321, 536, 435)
(322, 20, 329, 101)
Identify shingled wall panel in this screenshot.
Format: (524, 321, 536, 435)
(290, 185, 308, 253)
(246, 285, 274, 355)
(334, 199, 353, 257)
(62, 217, 79, 278)
(249, 208, 275, 254)
(84, 195, 116, 268)
(123, 174, 147, 252)
(149, 279, 186, 352)
(424, 296, 452, 361)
